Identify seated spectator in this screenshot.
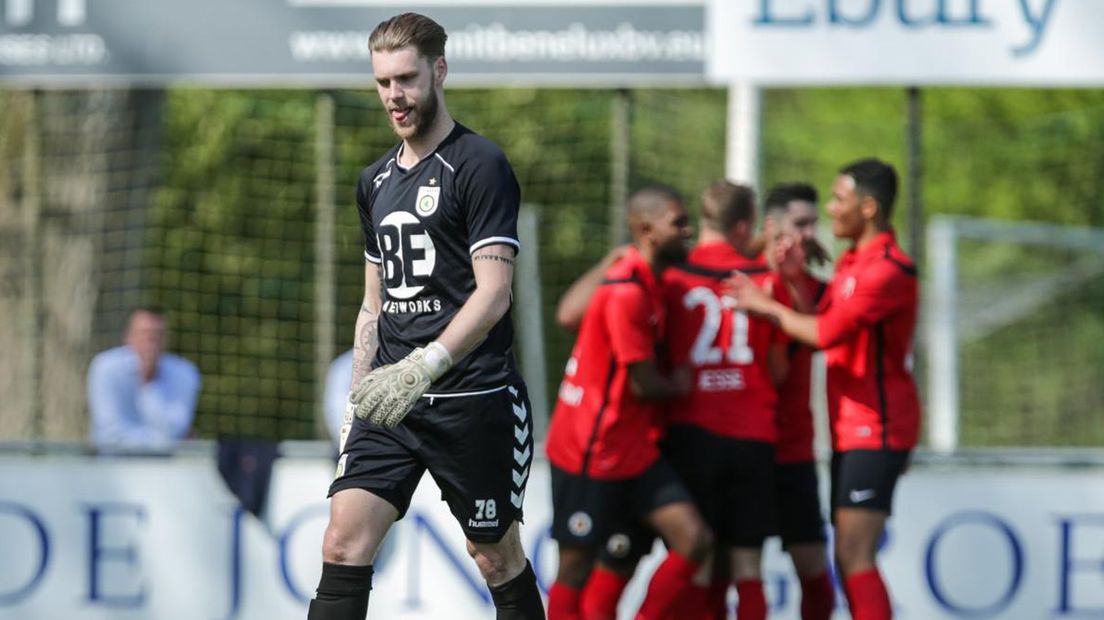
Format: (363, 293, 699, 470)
(87, 306, 200, 452)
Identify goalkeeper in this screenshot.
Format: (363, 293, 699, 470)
(307, 12, 543, 620)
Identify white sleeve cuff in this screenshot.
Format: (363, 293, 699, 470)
(469, 237, 520, 255)
(365, 250, 382, 264)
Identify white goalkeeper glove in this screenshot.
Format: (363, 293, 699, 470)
(349, 341, 452, 428)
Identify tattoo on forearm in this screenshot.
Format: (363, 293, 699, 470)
(351, 306, 379, 386)
(473, 254, 515, 266)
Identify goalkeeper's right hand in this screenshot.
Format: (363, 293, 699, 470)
(349, 342, 452, 428)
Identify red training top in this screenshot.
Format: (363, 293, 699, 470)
(546, 247, 665, 479)
(817, 231, 921, 452)
(775, 271, 828, 464)
(663, 242, 787, 443)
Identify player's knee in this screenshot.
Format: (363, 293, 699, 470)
(833, 531, 874, 574)
(685, 522, 715, 563)
(695, 526, 716, 561)
(555, 547, 596, 586)
(321, 522, 375, 565)
(470, 547, 514, 584)
(789, 545, 829, 577)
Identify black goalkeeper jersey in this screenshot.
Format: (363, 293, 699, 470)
(355, 123, 522, 393)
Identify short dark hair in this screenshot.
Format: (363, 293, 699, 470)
(369, 13, 448, 60)
(764, 182, 818, 217)
(628, 183, 682, 215)
(700, 180, 755, 233)
(840, 158, 898, 220)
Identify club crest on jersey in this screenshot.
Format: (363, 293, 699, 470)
(415, 185, 441, 217)
(841, 276, 857, 299)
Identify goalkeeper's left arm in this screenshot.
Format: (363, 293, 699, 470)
(351, 243, 515, 427)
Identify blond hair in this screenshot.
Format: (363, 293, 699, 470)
(700, 181, 755, 233)
(369, 13, 447, 60)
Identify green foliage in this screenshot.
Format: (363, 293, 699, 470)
(762, 87, 1104, 228)
(141, 86, 1103, 445)
(151, 91, 319, 439)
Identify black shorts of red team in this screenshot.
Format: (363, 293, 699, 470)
(550, 459, 690, 548)
(774, 460, 829, 546)
(663, 425, 777, 547)
(830, 449, 910, 516)
(331, 380, 533, 544)
(591, 450, 830, 562)
(596, 521, 659, 569)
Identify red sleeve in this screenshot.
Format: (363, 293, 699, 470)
(817, 264, 912, 349)
(605, 285, 656, 366)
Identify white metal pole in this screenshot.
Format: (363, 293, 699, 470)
(314, 93, 336, 440)
(927, 217, 959, 452)
(516, 205, 550, 440)
(725, 81, 761, 187)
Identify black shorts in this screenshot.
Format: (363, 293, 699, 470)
(550, 458, 691, 549)
(330, 382, 534, 544)
(830, 449, 911, 516)
(663, 424, 777, 547)
(597, 522, 658, 570)
(774, 460, 828, 547)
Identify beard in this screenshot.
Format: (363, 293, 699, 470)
(657, 237, 689, 265)
(390, 88, 440, 141)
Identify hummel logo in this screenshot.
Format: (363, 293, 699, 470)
(512, 402, 528, 422)
(515, 424, 530, 444)
(510, 490, 524, 509)
(513, 445, 531, 466)
(849, 488, 876, 503)
(512, 467, 529, 487)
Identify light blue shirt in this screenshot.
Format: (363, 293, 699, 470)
(324, 350, 354, 447)
(87, 346, 201, 451)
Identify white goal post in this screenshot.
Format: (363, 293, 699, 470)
(925, 216, 1104, 453)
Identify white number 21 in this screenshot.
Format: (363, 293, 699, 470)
(683, 287, 753, 367)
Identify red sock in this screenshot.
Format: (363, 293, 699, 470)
(634, 550, 700, 620)
(734, 579, 767, 620)
(548, 581, 582, 620)
(676, 583, 710, 620)
(581, 567, 630, 620)
(799, 571, 836, 620)
(844, 569, 892, 620)
(706, 578, 729, 620)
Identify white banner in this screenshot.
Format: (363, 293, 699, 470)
(1, 452, 1103, 618)
(709, 0, 1104, 85)
(0, 1, 706, 87)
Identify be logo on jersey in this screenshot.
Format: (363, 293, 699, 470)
(415, 181, 440, 218)
(379, 210, 437, 302)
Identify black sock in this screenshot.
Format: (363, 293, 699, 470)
(489, 561, 545, 620)
(306, 563, 373, 620)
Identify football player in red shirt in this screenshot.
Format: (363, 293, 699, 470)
(662, 181, 790, 620)
(729, 160, 920, 620)
(761, 183, 835, 620)
(545, 185, 713, 620)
